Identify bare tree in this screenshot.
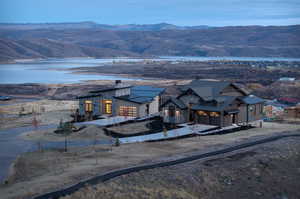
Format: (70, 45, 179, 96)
(32, 114, 43, 152)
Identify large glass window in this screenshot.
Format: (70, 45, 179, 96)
(85, 100, 93, 112)
(119, 106, 137, 117)
(103, 100, 112, 114)
(210, 112, 220, 117)
(198, 110, 208, 116)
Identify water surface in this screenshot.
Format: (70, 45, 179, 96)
(1, 56, 300, 84)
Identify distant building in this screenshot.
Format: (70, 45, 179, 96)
(77, 80, 165, 119)
(264, 102, 286, 119)
(284, 105, 300, 119)
(277, 97, 300, 106)
(161, 80, 265, 127)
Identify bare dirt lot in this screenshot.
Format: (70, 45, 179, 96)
(0, 122, 299, 199)
(21, 125, 110, 142)
(0, 100, 77, 130)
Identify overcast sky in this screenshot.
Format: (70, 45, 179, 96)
(0, 0, 299, 26)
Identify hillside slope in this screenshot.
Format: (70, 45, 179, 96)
(1, 25, 300, 61)
(63, 137, 300, 199)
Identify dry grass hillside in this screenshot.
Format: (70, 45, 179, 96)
(63, 137, 300, 199)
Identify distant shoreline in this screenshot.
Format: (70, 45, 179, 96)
(2, 55, 300, 65)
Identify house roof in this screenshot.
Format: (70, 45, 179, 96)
(115, 95, 154, 104)
(180, 80, 248, 100)
(114, 86, 165, 104)
(241, 95, 265, 105)
(161, 97, 187, 109)
(191, 96, 237, 112)
(76, 93, 102, 99)
(89, 86, 132, 93)
(131, 86, 165, 97)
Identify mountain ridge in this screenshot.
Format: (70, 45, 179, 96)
(1, 24, 300, 61)
(0, 22, 211, 31)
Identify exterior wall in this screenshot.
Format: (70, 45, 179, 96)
(149, 96, 159, 115)
(138, 104, 147, 118)
(237, 103, 263, 124)
(115, 88, 131, 97)
(220, 85, 246, 96)
(237, 104, 248, 124)
(247, 103, 264, 122)
(284, 107, 300, 119)
(223, 114, 233, 126)
(79, 96, 102, 116)
(162, 102, 187, 124)
(79, 90, 116, 117)
(79, 98, 85, 115)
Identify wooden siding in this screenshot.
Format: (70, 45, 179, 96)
(115, 88, 131, 97)
(163, 108, 187, 124)
(162, 101, 188, 123)
(149, 96, 160, 115)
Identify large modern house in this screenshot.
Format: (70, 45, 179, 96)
(161, 79, 265, 127)
(77, 81, 165, 119)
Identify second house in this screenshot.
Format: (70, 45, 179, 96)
(77, 80, 165, 119)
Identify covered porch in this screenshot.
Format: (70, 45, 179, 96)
(192, 108, 239, 127)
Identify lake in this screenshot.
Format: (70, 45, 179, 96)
(1, 56, 300, 84)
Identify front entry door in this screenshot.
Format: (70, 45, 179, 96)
(232, 114, 236, 124)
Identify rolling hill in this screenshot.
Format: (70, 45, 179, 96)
(0, 23, 300, 61)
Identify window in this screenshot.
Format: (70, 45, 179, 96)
(164, 109, 169, 116)
(146, 104, 150, 115)
(210, 112, 220, 117)
(85, 100, 93, 112)
(103, 100, 112, 114)
(119, 106, 137, 117)
(198, 111, 208, 116)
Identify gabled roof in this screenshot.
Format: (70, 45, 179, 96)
(89, 86, 132, 93)
(76, 93, 102, 99)
(241, 95, 265, 105)
(180, 80, 248, 100)
(161, 97, 187, 109)
(181, 80, 230, 96)
(191, 96, 237, 112)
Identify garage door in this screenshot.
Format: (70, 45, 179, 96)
(119, 106, 137, 117)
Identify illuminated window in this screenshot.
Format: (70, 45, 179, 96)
(85, 100, 93, 112)
(198, 111, 208, 116)
(119, 106, 137, 117)
(164, 109, 169, 116)
(103, 100, 112, 114)
(210, 112, 220, 117)
(176, 110, 180, 117)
